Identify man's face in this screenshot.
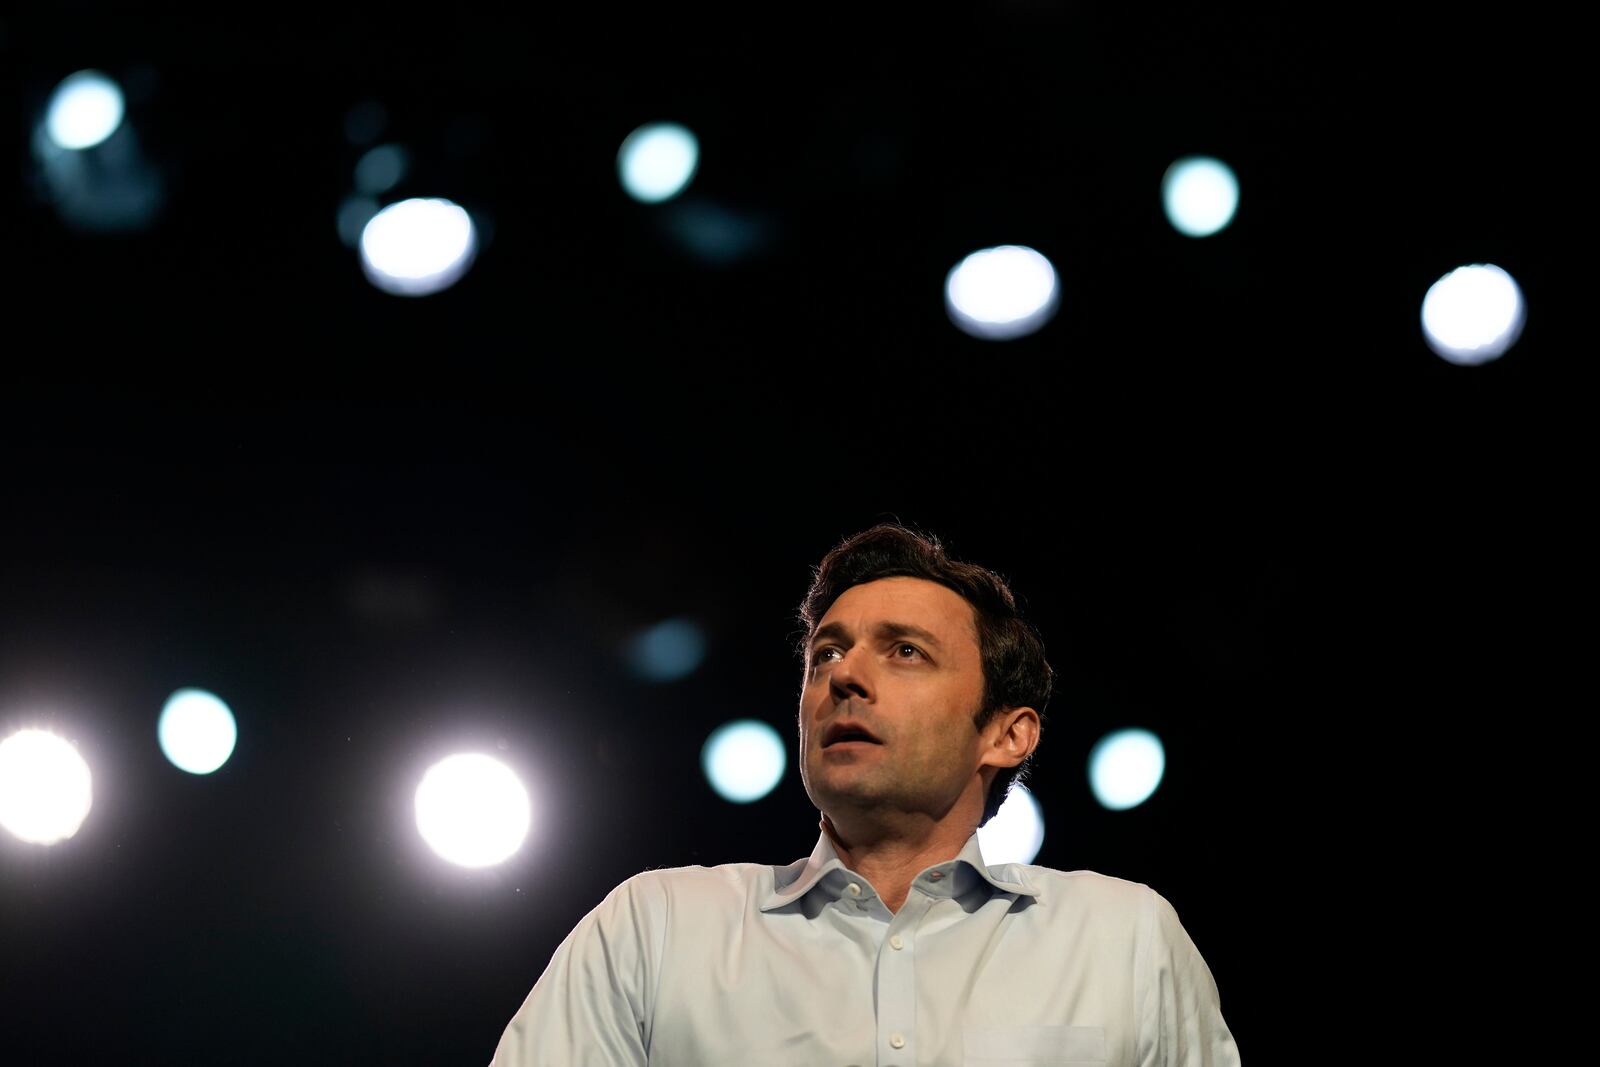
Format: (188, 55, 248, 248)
(798, 576, 991, 825)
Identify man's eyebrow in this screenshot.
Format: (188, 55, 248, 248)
(809, 622, 850, 649)
(876, 621, 944, 650)
(809, 621, 944, 650)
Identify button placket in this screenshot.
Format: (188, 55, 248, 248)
(875, 894, 926, 1065)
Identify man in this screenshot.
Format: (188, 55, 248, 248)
(492, 523, 1240, 1065)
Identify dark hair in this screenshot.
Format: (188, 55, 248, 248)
(796, 523, 1053, 826)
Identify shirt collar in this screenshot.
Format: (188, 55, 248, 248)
(761, 828, 1040, 911)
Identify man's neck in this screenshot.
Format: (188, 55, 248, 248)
(820, 813, 977, 913)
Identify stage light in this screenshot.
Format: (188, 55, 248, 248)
(359, 197, 477, 297)
(945, 245, 1059, 340)
(1088, 728, 1166, 811)
(157, 689, 237, 775)
(618, 122, 699, 204)
(0, 729, 94, 845)
(976, 783, 1045, 865)
(34, 69, 162, 231)
(701, 719, 786, 803)
(1421, 263, 1525, 365)
(1162, 156, 1239, 238)
(628, 618, 707, 682)
(414, 753, 531, 868)
(45, 70, 125, 150)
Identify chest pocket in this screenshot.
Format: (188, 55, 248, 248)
(963, 1024, 1107, 1066)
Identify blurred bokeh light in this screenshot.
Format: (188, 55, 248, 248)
(1088, 728, 1166, 811)
(0, 729, 94, 845)
(414, 753, 531, 868)
(701, 719, 786, 803)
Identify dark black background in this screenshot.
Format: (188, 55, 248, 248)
(2, 8, 1567, 1065)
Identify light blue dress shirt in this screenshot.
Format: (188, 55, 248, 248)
(492, 831, 1239, 1066)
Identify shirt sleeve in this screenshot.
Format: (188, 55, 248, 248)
(1135, 888, 1241, 1067)
(490, 875, 663, 1067)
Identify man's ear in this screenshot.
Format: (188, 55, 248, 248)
(980, 706, 1040, 770)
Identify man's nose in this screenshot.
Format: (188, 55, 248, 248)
(828, 648, 872, 702)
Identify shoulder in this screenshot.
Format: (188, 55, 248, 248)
(605, 860, 775, 918)
(1004, 863, 1162, 924)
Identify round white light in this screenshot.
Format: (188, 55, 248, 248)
(1162, 156, 1240, 238)
(701, 719, 786, 803)
(1421, 263, 1525, 365)
(1088, 728, 1166, 811)
(0, 729, 94, 845)
(45, 70, 126, 151)
(618, 122, 700, 204)
(945, 245, 1060, 340)
(359, 197, 478, 297)
(976, 783, 1045, 865)
(157, 689, 238, 775)
(414, 753, 531, 868)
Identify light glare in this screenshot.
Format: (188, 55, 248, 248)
(1421, 263, 1525, 365)
(1088, 728, 1166, 811)
(1162, 156, 1240, 238)
(0, 729, 94, 845)
(702, 720, 786, 803)
(618, 123, 700, 203)
(976, 783, 1046, 864)
(945, 245, 1059, 340)
(359, 197, 478, 297)
(414, 753, 531, 868)
(157, 689, 238, 775)
(45, 70, 126, 150)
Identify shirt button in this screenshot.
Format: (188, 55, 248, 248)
(890, 1033, 906, 1049)
(928, 871, 944, 881)
(845, 882, 862, 897)
(889, 935, 904, 950)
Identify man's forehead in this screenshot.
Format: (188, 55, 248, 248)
(817, 577, 978, 640)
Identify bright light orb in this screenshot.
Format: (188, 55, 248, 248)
(1162, 156, 1240, 238)
(359, 197, 478, 297)
(701, 719, 786, 803)
(945, 245, 1060, 340)
(976, 783, 1045, 865)
(414, 753, 531, 868)
(157, 688, 238, 775)
(45, 70, 126, 150)
(0, 729, 94, 845)
(1421, 263, 1526, 365)
(618, 122, 700, 204)
(1088, 728, 1167, 811)
(629, 618, 707, 682)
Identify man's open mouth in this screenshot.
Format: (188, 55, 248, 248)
(822, 723, 882, 747)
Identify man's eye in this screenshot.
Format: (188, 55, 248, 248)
(895, 644, 923, 660)
(814, 646, 842, 662)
